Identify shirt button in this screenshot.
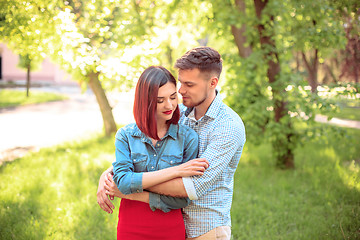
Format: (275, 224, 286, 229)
(195, 122, 198, 125)
(133, 159, 136, 162)
(154, 154, 156, 157)
(151, 166, 154, 169)
(170, 161, 173, 164)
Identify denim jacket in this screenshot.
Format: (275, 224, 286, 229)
(112, 123, 199, 212)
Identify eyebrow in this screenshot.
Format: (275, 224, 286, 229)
(157, 92, 177, 99)
(178, 78, 195, 84)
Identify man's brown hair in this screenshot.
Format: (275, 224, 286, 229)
(175, 46, 223, 80)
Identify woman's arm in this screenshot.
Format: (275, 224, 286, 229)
(113, 128, 208, 194)
(105, 173, 190, 213)
(140, 158, 208, 189)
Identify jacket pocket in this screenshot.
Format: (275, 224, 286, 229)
(131, 153, 148, 172)
(159, 154, 183, 169)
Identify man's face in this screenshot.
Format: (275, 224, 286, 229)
(178, 68, 209, 108)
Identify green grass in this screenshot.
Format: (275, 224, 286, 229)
(232, 127, 360, 240)
(0, 127, 359, 239)
(0, 134, 119, 240)
(0, 89, 68, 108)
(327, 98, 360, 121)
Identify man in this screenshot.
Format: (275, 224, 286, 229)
(97, 46, 246, 239)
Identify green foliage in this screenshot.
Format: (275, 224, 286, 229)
(0, 0, 61, 66)
(0, 125, 358, 239)
(214, 0, 354, 166)
(0, 89, 67, 108)
(17, 54, 42, 72)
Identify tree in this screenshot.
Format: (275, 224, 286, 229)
(17, 54, 42, 97)
(50, 0, 162, 136)
(205, 0, 348, 168)
(288, 0, 347, 93)
(0, 0, 60, 96)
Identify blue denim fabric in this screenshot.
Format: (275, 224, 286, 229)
(112, 123, 198, 212)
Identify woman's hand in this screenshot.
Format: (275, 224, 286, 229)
(104, 173, 127, 199)
(174, 158, 209, 177)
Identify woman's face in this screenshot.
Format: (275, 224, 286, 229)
(156, 82, 178, 124)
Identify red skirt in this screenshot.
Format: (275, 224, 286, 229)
(117, 199, 185, 240)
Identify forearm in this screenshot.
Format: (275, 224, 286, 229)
(147, 178, 188, 198)
(142, 167, 179, 189)
(122, 191, 150, 204)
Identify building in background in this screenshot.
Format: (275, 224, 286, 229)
(0, 43, 75, 85)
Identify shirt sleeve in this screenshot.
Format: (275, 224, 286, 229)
(185, 119, 245, 200)
(148, 127, 199, 212)
(112, 128, 143, 195)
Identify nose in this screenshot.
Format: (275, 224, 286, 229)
(178, 84, 185, 95)
(165, 99, 172, 109)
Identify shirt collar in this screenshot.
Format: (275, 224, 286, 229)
(131, 123, 177, 140)
(185, 90, 222, 120)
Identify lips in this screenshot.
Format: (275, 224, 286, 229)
(163, 110, 173, 115)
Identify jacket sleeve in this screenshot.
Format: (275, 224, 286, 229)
(112, 128, 144, 195)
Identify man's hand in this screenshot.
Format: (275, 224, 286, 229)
(105, 174, 127, 198)
(97, 169, 115, 214)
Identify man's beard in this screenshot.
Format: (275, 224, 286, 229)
(183, 91, 208, 108)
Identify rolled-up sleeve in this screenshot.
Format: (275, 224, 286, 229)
(112, 128, 143, 195)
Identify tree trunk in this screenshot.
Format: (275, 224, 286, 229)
(88, 72, 117, 137)
(26, 63, 30, 97)
(254, 0, 294, 168)
(301, 50, 318, 93)
(323, 63, 338, 84)
(231, 0, 252, 58)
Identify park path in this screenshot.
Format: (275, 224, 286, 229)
(0, 84, 134, 163)
(0, 84, 359, 163)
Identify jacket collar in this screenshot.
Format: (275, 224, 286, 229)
(131, 123, 177, 140)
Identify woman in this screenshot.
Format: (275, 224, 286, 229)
(104, 66, 208, 240)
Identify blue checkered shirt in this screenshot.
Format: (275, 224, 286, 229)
(180, 92, 246, 238)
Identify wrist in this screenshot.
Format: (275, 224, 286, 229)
(171, 165, 181, 178)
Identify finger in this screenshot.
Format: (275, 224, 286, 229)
(108, 173, 113, 181)
(104, 173, 109, 182)
(98, 194, 113, 213)
(102, 192, 115, 210)
(105, 178, 111, 186)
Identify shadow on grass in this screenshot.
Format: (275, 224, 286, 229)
(0, 183, 47, 239)
(0, 134, 118, 239)
(231, 127, 360, 240)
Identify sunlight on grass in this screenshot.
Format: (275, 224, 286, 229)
(0, 126, 359, 239)
(0, 134, 118, 240)
(0, 89, 68, 108)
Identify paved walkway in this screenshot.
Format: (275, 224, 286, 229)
(0, 84, 359, 163)
(0, 84, 134, 163)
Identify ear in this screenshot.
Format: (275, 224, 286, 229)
(209, 77, 219, 89)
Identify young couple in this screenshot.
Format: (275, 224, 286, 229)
(97, 47, 246, 240)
